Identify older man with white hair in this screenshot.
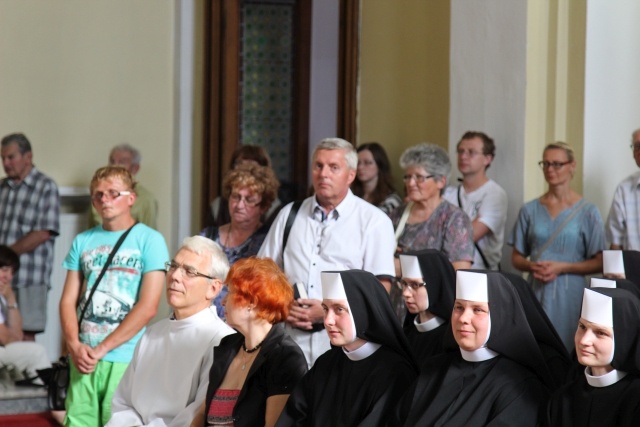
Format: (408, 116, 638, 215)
(106, 236, 235, 427)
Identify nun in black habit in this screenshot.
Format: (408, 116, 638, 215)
(591, 276, 640, 300)
(545, 287, 640, 427)
(501, 271, 574, 390)
(392, 270, 551, 427)
(399, 250, 456, 362)
(276, 270, 418, 427)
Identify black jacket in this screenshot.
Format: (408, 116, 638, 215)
(204, 323, 307, 427)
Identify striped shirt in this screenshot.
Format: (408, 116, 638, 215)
(606, 171, 640, 250)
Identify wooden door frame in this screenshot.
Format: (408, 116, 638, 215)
(202, 0, 313, 227)
(337, 0, 359, 145)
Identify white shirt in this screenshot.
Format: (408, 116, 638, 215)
(606, 171, 640, 250)
(106, 307, 235, 427)
(258, 190, 396, 366)
(444, 179, 508, 269)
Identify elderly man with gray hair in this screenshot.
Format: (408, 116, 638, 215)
(89, 143, 158, 229)
(107, 235, 235, 427)
(258, 137, 396, 367)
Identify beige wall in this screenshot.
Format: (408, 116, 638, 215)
(524, 0, 586, 201)
(0, 0, 176, 246)
(359, 0, 451, 193)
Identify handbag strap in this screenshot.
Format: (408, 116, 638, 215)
(457, 185, 493, 269)
(77, 222, 138, 327)
(531, 199, 587, 262)
(394, 202, 413, 242)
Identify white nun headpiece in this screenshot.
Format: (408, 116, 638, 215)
(455, 270, 488, 302)
(399, 255, 423, 279)
(582, 288, 614, 328)
(581, 288, 615, 364)
(321, 272, 357, 344)
(322, 272, 348, 300)
(603, 250, 625, 276)
(590, 278, 617, 289)
(455, 271, 491, 346)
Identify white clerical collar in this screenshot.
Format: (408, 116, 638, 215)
(414, 315, 445, 332)
(584, 367, 627, 387)
(343, 341, 381, 361)
(460, 346, 499, 362)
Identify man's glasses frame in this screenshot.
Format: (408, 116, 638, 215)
(164, 261, 214, 280)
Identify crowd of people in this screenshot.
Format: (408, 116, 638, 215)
(2, 130, 640, 426)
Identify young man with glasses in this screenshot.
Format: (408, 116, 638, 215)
(59, 165, 169, 426)
(606, 128, 640, 250)
(88, 143, 159, 229)
(443, 131, 507, 270)
(107, 236, 235, 427)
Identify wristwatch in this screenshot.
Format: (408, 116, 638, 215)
(6, 302, 18, 309)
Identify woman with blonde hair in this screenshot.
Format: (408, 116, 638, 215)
(509, 142, 605, 351)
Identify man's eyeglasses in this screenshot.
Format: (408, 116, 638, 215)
(630, 143, 640, 153)
(538, 161, 570, 170)
(91, 190, 131, 202)
(229, 193, 261, 207)
(396, 280, 427, 290)
(402, 174, 434, 184)
(164, 261, 214, 280)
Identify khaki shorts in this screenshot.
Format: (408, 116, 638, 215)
(15, 284, 48, 333)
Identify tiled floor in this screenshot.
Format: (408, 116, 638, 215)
(0, 379, 48, 415)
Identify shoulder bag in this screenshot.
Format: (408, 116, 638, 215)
(41, 222, 137, 410)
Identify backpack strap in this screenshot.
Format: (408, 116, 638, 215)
(282, 201, 303, 265)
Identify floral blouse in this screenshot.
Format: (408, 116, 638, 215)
(389, 200, 474, 263)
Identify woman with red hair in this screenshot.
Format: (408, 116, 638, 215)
(194, 257, 307, 427)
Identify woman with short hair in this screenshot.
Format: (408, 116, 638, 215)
(209, 145, 282, 227)
(197, 257, 307, 427)
(200, 163, 279, 318)
(390, 143, 474, 271)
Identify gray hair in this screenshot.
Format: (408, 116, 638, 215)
(111, 143, 141, 165)
(1, 133, 32, 154)
(400, 143, 451, 181)
(313, 137, 357, 170)
(180, 236, 229, 281)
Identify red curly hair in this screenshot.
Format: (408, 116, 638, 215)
(225, 257, 293, 323)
